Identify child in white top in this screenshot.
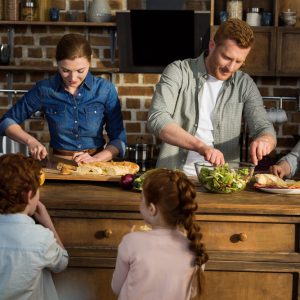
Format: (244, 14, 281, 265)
(0, 153, 68, 300)
(111, 169, 208, 300)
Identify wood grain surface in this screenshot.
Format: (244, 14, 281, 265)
(43, 168, 121, 182)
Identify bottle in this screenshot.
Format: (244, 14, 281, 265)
(226, 0, 243, 20)
(4, 0, 19, 21)
(21, 0, 36, 21)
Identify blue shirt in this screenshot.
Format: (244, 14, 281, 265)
(0, 213, 69, 300)
(0, 72, 127, 156)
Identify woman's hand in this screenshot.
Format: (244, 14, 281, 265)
(72, 146, 119, 164)
(72, 152, 96, 164)
(28, 140, 48, 160)
(269, 161, 291, 178)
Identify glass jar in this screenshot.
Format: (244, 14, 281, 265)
(21, 1, 36, 21)
(246, 8, 261, 26)
(226, 0, 243, 20)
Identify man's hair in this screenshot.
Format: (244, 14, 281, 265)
(0, 153, 41, 214)
(214, 18, 254, 48)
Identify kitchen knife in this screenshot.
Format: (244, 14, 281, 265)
(41, 153, 78, 169)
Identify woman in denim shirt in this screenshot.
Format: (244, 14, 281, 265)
(0, 33, 126, 163)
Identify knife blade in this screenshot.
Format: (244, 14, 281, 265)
(41, 153, 78, 169)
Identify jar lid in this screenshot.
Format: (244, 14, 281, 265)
(247, 7, 263, 13)
(24, 2, 34, 7)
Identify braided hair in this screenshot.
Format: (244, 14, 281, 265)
(142, 168, 208, 297)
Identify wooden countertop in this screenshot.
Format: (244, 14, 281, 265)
(40, 180, 300, 216)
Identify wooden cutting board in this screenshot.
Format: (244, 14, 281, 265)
(43, 168, 121, 182)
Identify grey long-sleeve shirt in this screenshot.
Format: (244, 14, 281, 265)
(147, 52, 276, 170)
(278, 141, 300, 178)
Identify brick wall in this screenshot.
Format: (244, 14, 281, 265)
(0, 0, 299, 161)
(255, 77, 300, 155)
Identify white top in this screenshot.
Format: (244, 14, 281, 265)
(183, 75, 223, 176)
(0, 214, 69, 300)
(111, 228, 197, 300)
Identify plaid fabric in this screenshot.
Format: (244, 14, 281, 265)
(278, 141, 300, 178)
(147, 52, 276, 170)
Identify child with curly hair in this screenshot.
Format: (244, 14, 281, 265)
(111, 168, 208, 300)
(0, 153, 68, 300)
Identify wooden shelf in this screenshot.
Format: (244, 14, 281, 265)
(0, 65, 119, 73)
(0, 20, 116, 27)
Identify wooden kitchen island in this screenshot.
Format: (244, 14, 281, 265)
(41, 181, 300, 300)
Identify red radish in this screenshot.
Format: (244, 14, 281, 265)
(120, 174, 135, 190)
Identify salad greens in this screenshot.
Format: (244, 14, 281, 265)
(133, 175, 144, 191)
(197, 163, 253, 193)
(133, 168, 169, 191)
(133, 168, 157, 191)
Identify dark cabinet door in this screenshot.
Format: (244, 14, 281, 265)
(276, 27, 300, 76)
(241, 27, 276, 76)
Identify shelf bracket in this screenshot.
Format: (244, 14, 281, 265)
(5, 73, 14, 107)
(7, 26, 14, 64)
(110, 28, 116, 64)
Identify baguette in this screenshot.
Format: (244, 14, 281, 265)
(57, 161, 139, 176)
(254, 174, 288, 188)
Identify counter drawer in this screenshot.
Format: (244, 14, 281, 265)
(53, 218, 295, 252)
(200, 221, 295, 252)
(53, 217, 147, 247)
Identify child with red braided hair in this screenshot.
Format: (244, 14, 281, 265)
(111, 168, 208, 300)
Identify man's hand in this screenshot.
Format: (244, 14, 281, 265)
(250, 136, 274, 165)
(199, 145, 225, 166)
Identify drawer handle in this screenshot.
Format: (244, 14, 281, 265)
(104, 229, 113, 238)
(238, 233, 248, 242)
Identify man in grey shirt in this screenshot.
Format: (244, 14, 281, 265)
(147, 18, 276, 175)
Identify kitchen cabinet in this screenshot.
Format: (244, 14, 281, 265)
(40, 181, 300, 300)
(276, 27, 300, 76)
(210, 0, 300, 76)
(210, 25, 277, 76)
(241, 27, 276, 76)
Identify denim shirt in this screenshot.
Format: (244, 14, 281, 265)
(0, 72, 127, 156)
